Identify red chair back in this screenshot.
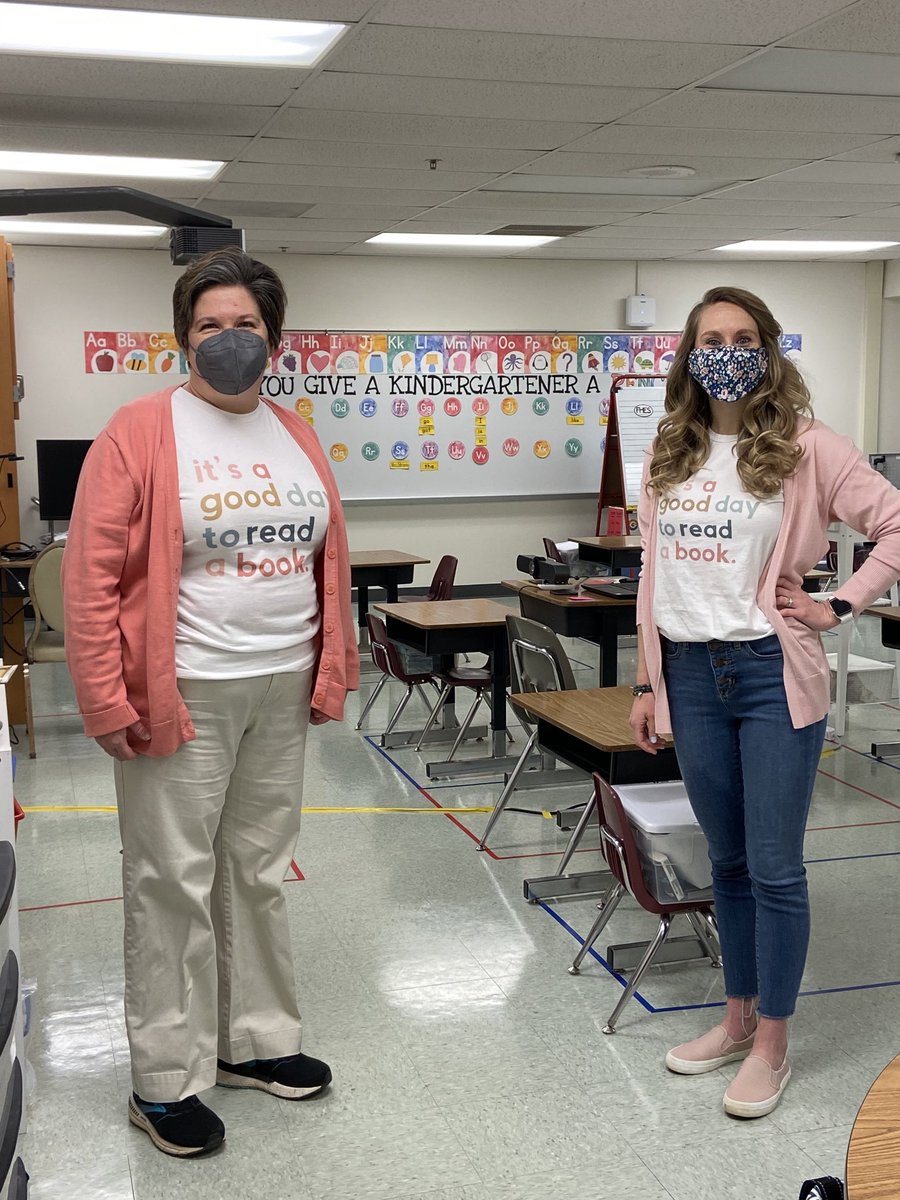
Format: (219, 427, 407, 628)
(542, 538, 566, 564)
(365, 613, 392, 675)
(593, 773, 692, 916)
(427, 555, 457, 601)
(365, 613, 433, 683)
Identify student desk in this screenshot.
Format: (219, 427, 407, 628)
(572, 535, 643, 573)
(509, 686, 681, 905)
(375, 598, 518, 780)
(846, 1053, 900, 1200)
(866, 605, 900, 759)
(350, 550, 429, 646)
(502, 579, 636, 686)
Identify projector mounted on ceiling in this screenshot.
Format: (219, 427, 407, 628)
(170, 225, 245, 264)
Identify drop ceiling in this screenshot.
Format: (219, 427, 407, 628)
(3, 0, 900, 260)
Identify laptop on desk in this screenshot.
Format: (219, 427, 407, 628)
(580, 578, 640, 599)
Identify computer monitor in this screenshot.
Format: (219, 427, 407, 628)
(870, 453, 900, 489)
(36, 439, 94, 523)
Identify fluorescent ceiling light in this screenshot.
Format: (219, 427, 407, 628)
(716, 239, 899, 253)
(0, 3, 346, 67)
(0, 220, 166, 237)
(367, 233, 559, 248)
(0, 150, 224, 181)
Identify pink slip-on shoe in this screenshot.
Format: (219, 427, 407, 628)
(723, 1054, 792, 1118)
(665, 1024, 756, 1075)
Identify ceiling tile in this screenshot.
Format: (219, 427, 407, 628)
(565, 123, 880, 158)
(721, 180, 900, 202)
(520, 244, 685, 259)
(281, 204, 429, 221)
(520, 152, 805, 178)
(834, 136, 900, 162)
(373, 0, 851, 45)
(782, 0, 900, 53)
(266, 107, 594, 149)
(708, 48, 900, 98)
(207, 182, 459, 207)
(0, 55, 301, 106)
(665, 197, 890, 216)
(616, 212, 826, 229)
(408, 206, 641, 226)
(243, 137, 538, 173)
(72, 0, 371, 16)
(329, 26, 750, 88)
(619, 89, 900, 134)
(0, 95, 276, 136)
(445, 191, 671, 211)
(251, 241, 353, 254)
(297, 72, 665, 123)
(0, 124, 252, 160)
(760, 160, 900, 185)
(220, 162, 498, 191)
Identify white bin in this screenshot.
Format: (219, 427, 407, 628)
(615, 782, 713, 904)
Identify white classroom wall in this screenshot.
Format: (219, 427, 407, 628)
(879, 259, 900, 455)
(10, 245, 871, 583)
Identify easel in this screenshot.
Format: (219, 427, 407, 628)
(0, 238, 27, 726)
(595, 373, 667, 534)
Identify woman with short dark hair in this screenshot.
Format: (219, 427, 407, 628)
(63, 248, 358, 1157)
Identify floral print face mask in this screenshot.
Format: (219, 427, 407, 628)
(687, 345, 768, 403)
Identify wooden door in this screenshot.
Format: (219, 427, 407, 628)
(0, 239, 27, 725)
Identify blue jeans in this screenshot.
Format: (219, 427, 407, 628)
(662, 634, 827, 1019)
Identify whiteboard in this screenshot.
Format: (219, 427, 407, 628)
(261, 330, 685, 501)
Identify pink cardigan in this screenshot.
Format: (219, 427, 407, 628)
(62, 386, 359, 757)
(638, 420, 900, 733)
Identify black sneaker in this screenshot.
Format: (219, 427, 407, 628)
(216, 1051, 332, 1100)
(128, 1093, 225, 1157)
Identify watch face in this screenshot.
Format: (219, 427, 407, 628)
(831, 599, 853, 617)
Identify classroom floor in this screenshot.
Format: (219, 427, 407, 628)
(11, 610, 900, 1200)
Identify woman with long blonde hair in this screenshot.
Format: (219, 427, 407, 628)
(630, 286, 900, 1118)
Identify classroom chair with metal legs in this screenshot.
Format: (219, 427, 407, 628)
(356, 614, 438, 736)
(478, 614, 585, 852)
(568, 772, 719, 1033)
(23, 542, 67, 758)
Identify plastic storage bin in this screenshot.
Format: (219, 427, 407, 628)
(615, 782, 713, 903)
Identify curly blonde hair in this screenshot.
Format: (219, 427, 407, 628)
(648, 286, 812, 499)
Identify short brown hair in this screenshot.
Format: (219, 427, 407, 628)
(172, 247, 286, 352)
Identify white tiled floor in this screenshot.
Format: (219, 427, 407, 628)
(11, 614, 900, 1200)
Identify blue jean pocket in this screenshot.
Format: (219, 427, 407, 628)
(661, 638, 685, 661)
(744, 634, 783, 660)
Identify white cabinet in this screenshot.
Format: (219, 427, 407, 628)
(0, 670, 27, 1198)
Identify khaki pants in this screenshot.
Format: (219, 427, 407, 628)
(114, 668, 313, 1101)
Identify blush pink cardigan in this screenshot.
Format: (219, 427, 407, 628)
(638, 420, 900, 733)
(62, 386, 359, 757)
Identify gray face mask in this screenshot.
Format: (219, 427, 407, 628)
(192, 328, 269, 396)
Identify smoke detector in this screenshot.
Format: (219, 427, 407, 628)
(625, 165, 696, 179)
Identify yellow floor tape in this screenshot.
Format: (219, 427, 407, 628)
(21, 804, 497, 815)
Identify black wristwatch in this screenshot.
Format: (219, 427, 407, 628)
(825, 597, 853, 624)
(632, 683, 653, 697)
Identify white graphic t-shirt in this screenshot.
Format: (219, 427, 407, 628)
(653, 432, 784, 642)
(172, 387, 329, 679)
